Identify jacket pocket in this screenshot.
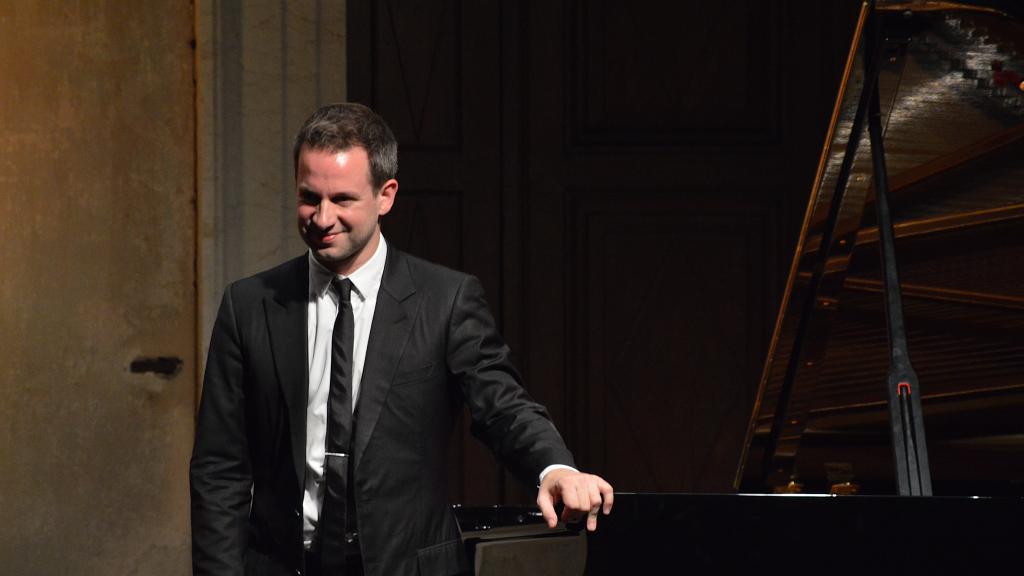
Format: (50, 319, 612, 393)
(416, 538, 470, 576)
(393, 362, 438, 386)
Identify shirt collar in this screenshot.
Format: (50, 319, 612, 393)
(307, 234, 388, 302)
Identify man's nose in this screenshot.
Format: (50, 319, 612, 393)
(312, 201, 333, 229)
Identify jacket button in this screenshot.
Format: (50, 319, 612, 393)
(294, 508, 301, 517)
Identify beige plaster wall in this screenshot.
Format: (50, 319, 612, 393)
(0, 1, 195, 573)
(196, 0, 347, 366)
(0, 1, 346, 570)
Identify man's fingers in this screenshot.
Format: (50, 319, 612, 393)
(559, 484, 583, 524)
(561, 482, 581, 511)
(576, 485, 590, 513)
(599, 478, 615, 514)
(538, 472, 615, 530)
(536, 490, 558, 528)
(583, 481, 603, 531)
(587, 482, 602, 513)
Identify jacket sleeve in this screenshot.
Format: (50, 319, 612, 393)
(190, 286, 253, 576)
(446, 275, 575, 487)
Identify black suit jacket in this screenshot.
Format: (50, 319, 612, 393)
(190, 247, 574, 576)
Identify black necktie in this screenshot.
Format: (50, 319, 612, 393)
(319, 277, 357, 573)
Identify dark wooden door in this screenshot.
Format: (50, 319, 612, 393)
(349, 0, 860, 503)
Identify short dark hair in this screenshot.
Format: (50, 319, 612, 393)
(292, 102, 398, 189)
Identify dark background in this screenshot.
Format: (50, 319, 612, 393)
(348, 0, 863, 504)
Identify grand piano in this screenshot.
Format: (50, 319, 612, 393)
(735, 0, 1024, 499)
(457, 1, 1024, 573)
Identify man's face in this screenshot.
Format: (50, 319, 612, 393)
(295, 145, 396, 275)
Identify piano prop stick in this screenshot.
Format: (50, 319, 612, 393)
(862, 0, 934, 496)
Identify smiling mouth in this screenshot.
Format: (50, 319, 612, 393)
(312, 230, 345, 245)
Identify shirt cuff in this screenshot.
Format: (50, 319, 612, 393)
(538, 464, 579, 486)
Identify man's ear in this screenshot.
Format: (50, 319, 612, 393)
(377, 178, 398, 216)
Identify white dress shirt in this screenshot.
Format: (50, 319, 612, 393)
(302, 236, 388, 546)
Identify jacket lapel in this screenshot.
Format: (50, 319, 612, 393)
(264, 256, 310, 490)
(353, 249, 419, 473)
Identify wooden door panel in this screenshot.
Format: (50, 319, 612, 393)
(349, 0, 860, 502)
(567, 196, 771, 491)
(349, 0, 506, 504)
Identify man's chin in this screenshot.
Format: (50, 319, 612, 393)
(310, 248, 354, 272)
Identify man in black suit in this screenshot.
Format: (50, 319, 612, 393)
(190, 103, 613, 576)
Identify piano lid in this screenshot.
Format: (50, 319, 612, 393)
(736, 1, 1024, 495)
